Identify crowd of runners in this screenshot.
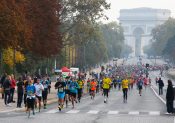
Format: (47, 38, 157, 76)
(0, 58, 174, 116)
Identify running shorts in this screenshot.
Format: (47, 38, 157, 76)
(36, 95, 42, 101)
(57, 92, 65, 99)
(70, 92, 76, 98)
(27, 98, 35, 109)
(42, 90, 48, 100)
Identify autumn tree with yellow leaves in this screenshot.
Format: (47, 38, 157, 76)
(3, 48, 25, 68)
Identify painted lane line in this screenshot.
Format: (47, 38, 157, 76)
(66, 110, 80, 114)
(149, 111, 160, 115)
(87, 110, 99, 114)
(45, 109, 58, 114)
(128, 111, 139, 115)
(150, 86, 166, 104)
(108, 111, 119, 114)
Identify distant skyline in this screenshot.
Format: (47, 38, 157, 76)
(104, 0, 175, 23)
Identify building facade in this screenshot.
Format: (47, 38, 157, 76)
(118, 8, 171, 56)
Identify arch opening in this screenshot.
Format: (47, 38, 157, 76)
(133, 27, 144, 57)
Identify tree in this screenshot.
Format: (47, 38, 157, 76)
(3, 48, 25, 68)
(100, 22, 125, 59)
(0, 0, 31, 50)
(145, 18, 175, 56)
(59, 0, 110, 69)
(25, 0, 62, 57)
(163, 35, 175, 59)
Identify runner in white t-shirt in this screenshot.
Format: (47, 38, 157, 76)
(34, 78, 44, 112)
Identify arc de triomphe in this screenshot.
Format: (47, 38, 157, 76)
(119, 8, 171, 57)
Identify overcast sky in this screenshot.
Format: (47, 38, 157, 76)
(104, 0, 175, 23)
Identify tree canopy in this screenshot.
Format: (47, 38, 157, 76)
(144, 18, 175, 57)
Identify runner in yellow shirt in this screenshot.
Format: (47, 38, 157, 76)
(77, 78, 84, 103)
(122, 76, 129, 103)
(102, 76, 111, 103)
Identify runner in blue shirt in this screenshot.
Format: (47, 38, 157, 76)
(69, 78, 79, 109)
(26, 78, 36, 115)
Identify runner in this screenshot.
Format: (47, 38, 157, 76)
(47, 77, 52, 94)
(55, 78, 66, 111)
(130, 77, 134, 90)
(143, 77, 148, 90)
(42, 77, 49, 109)
(69, 78, 79, 109)
(26, 78, 36, 116)
(113, 77, 117, 89)
(96, 79, 100, 93)
(87, 78, 91, 95)
(34, 77, 44, 112)
(77, 78, 84, 103)
(137, 78, 143, 96)
(102, 75, 111, 103)
(90, 79, 97, 100)
(117, 76, 122, 90)
(65, 77, 71, 108)
(122, 76, 129, 103)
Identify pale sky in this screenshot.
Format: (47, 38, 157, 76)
(104, 0, 175, 23)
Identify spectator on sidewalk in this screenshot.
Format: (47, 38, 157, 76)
(16, 77, 24, 108)
(10, 74, 16, 103)
(3, 75, 11, 106)
(0, 73, 7, 99)
(158, 78, 164, 95)
(24, 76, 30, 107)
(166, 80, 174, 114)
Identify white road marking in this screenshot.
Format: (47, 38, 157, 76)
(128, 111, 139, 115)
(45, 109, 58, 114)
(150, 86, 166, 104)
(66, 110, 80, 114)
(108, 111, 119, 114)
(87, 110, 99, 114)
(149, 111, 160, 115)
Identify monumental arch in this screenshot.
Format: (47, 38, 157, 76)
(119, 8, 171, 56)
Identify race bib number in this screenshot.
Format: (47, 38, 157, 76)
(28, 91, 33, 96)
(66, 85, 68, 89)
(59, 87, 64, 92)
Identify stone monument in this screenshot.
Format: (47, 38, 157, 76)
(119, 8, 171, 56)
